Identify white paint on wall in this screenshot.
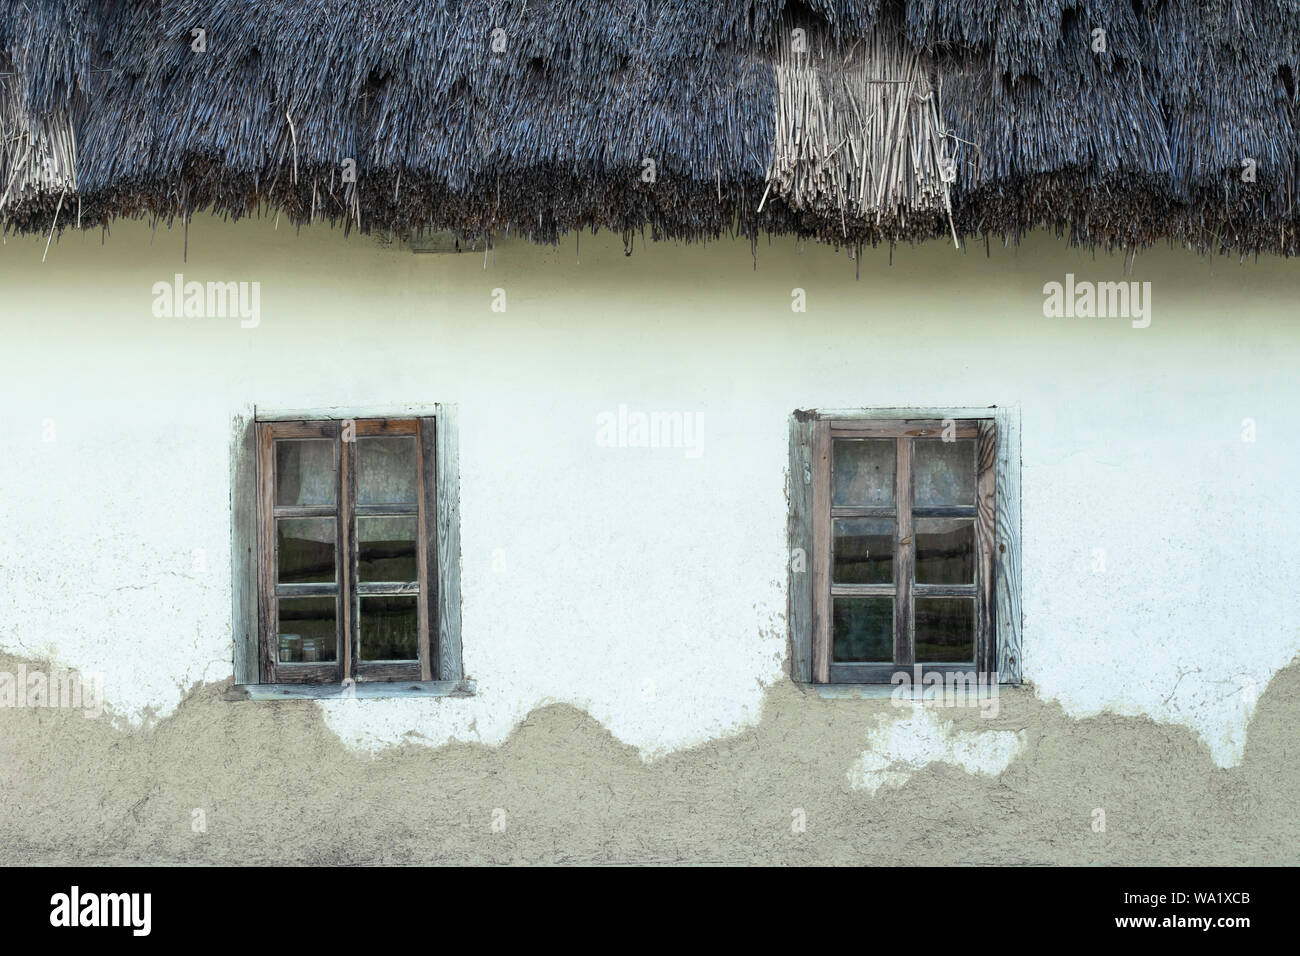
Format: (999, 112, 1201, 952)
(0, 218, 1297, 768)
(846, 706, 1027, 793)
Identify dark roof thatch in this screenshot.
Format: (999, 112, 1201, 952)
(2, 1, 1299, 254)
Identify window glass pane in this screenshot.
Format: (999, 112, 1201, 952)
(358, 436, 418, 506)
(360, 595, 419, 661)
(275, 439, 335, 506)
(914, 438, 975, 507)
(915, 597, 975, 663)
(833, 439, 895, 507)
(832, 597, 893, 662)
(915, 517, 974, 584)
(358, 516, 418, 582)
(277, 597, 338, 663)
(832, 518, 894, 583)
(277, 518, 336, 584)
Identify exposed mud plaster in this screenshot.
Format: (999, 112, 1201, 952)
(1, 649, 1297, 865)
(846, 707, 1026, 794)
(314, 622, 787, 761)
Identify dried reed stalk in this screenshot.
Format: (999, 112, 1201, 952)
(0, 70, 78, 219)
(765, 26, 953, 236)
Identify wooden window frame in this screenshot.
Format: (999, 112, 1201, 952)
(788, 408, 1022, 686)
(230, 405, 467, 695)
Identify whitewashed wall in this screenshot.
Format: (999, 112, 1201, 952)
(1, 219, 1296, 768)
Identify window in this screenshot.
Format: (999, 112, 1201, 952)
(788, 410, 1021, 685)
(230, 409, 465, 693)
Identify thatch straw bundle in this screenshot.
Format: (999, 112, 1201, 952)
(1, 0, 1299, 255)
(765, 21, 954, 244)
(0, 59, 78, 222)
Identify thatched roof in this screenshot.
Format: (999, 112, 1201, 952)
(2, 1, 1298, 254)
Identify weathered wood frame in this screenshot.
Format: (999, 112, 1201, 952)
(788, 407, 1022, 685)
(230, 405, 466, 693)
(259, 419, 345, 684)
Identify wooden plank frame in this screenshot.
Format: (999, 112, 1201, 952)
(787, 414, 816, 682)
(230, 414, 260, 688)
(788, 407, 1022, 685)
(428, 408, 464, 682)
(231, 405, 465, 690)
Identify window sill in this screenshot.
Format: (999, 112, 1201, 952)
(223, 680, 476, 701)
(797, 682, 1005, 700)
